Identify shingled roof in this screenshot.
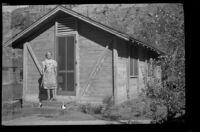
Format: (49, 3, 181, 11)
(3, 5, 165, 55)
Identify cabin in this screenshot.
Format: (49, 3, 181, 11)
(3, 5, 164, 104)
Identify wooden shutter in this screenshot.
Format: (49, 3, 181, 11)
(56, 18, 77, 35)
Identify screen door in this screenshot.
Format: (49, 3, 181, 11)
(57, 35, 76, 96)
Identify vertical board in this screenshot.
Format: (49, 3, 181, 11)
(113, 37, 118, 104)
(23, 43, 27, 100)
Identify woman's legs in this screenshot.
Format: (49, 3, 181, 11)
(47, 89, 50, 100)
(52, 89, 56, 99)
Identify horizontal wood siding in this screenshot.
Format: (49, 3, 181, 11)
(25, 24, 55, 99)
(78, 20, 113, 103)
(129, 78, 138, 100)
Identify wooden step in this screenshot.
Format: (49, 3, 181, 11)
(79, 96, 104, 104)
(40, 100, 63, 107)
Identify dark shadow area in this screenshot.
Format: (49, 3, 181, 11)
(38, 75, 48, 101)
(38, 75, 54, 101)
(162, 114, 185, 124)
(77, 19, 114, 51)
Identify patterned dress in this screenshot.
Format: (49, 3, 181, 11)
(42, 59, 57, 89)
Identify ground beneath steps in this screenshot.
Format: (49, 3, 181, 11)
(2, 111, 102, 125)
(2, 101, 98, 125)
(2, 118, 122, 125)
(2, 101, 152, 125)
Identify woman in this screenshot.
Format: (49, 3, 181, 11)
(42, 52, 57, 101)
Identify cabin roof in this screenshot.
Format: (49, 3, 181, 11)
(3, 5, 165, 55)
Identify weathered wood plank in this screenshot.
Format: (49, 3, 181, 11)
(113, 37, 118, 104)
(26, 42, 42, 75)
(126, 42, 130, 100)
(23, 43, 27, 100)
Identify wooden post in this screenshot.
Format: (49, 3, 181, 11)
(113, 37, 118, 104)
(23, 43, 28, 101)
(126, 42, 130, 100)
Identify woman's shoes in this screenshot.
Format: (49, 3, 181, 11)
(39, 102, 42, 108)
(50, 98, 56, 102)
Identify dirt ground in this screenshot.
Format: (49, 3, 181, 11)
(2, 100, 152, 125)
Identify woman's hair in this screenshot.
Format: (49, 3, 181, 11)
(45, 52, 52, 58)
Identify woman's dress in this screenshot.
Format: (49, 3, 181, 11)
(42, 59, 57, 89)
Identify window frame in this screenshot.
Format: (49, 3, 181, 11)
(129, 44, 139, 78)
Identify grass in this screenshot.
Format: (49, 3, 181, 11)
(2, 101, 97, 122)
(78, 96, 156, 122)
(3, 96, 166, 123)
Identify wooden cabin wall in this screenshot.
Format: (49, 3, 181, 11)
(77, 20, 113, 103)
(115, 40, 161, 103)
(115, 37, 129, 104)
(24, 24, 55, 101)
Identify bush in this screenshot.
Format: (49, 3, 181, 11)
(92, 105, 103, 114)
(102, 96, 114, 109)
(101, 96, 122, 120)
(79, 103, 103, 114)
(143, 56, 185, 124)
(101, 105, 121, 121)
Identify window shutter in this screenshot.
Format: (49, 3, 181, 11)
(56, 18, 77, 35)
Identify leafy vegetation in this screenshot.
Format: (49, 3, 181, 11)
(143, 55, 185, 124)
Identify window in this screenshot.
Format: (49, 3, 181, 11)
(130, 45, 138, 77)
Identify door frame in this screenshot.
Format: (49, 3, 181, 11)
(55, 31, 78, 96)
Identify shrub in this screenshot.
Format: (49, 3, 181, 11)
(91, 105, 103, 114)
(101, 106, 121, 121)
(143, 55, 185, 124)
(79, 103, 103, 114)
(101, 96, 122, 120)
(102, 96, 114, 109)
(79, 103, 90, 113)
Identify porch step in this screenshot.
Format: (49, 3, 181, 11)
(40, 100, 63, 108)
(22, 100, 79, 111)
(79, 96, 104, 104)
(2, 100, 22, 117)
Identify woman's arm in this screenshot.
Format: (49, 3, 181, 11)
(54, 61, 57, 77)
(42, 61, 45, 75)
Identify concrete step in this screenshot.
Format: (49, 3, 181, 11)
(2, 100, 22, 110)
(79, 97, 104, 104)
(40, 100, 63, 107)
(2, 100, 22, 116)
(22, 100, 80, 111)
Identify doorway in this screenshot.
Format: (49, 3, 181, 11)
(56, 34, 76, 96)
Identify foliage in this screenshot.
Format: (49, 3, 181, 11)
(79, 103, 103, 114)
(11, 8, 31, 30)
(102, 96, 114, 110)
(130, 4, 185, 123)
(144, 55, 185, 124)
(101, 96, 122, 120)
